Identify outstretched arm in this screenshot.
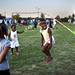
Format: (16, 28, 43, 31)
(17, 30, 24, 34)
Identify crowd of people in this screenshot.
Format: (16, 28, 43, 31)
(0, 17, 56, 28)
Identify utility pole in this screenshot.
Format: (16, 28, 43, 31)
(37, 8, 40, 18)
(4, 12, 6, 17)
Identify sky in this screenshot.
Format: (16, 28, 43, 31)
(0, 0, 75, 18)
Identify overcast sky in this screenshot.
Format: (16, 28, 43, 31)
(0, 0, 75, 18)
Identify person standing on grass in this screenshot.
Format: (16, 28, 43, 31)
(9, 25, 19, 55)
(0, 24, 10, 75)
(39, 19, 53, 64)
(46, 18, 55, 46)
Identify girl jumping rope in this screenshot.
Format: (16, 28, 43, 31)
(39, 19, 53, 64)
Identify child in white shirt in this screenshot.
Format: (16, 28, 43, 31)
(9, 25, 19, 55)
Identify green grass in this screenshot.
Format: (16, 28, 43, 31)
(10, 23, 75, 75)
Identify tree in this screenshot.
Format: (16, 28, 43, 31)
(68, 15, 71, 19)
(55, 15, 61, 21)
(61, 17, 68, 22)
(72, 14, 75, 18)
(40, 13, 45, 21)
(71, 14, 75, 23)
(41, 13, 45, 19)
(0, 13, 5, 19)
(12, 14, 20, 20)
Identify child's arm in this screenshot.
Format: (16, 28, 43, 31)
(8, 32, 11, 41)
(17, 30, 24, 34)
(0, 47, 10, 63)
(41, 33, 44, 47)
(8, 32, 10, 38)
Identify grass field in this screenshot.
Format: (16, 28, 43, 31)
(10, 23, 75, 75)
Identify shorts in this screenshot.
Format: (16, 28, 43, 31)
(43, 39, 50, 46)
(43, 41, 50, 46)
(43, 42, 52, 50)
(10, 40, 19, 48)
(43, 36, 55, 46)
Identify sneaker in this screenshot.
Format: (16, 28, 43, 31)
(45, 57, 53, 64)
(10, 52, 13, 55)
(16, 52, 19, 56)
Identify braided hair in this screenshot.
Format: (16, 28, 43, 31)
(0, 23, 8, 38)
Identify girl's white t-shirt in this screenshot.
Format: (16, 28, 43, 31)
(10, 30, 19, 48)
(10, 30, 18, 41)
(40, 27, 50, 45)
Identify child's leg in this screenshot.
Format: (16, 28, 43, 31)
(15, 47, 19, 55)
(42, 43, 52, 63)
(15, 47, 19, 52)
(42, 43, 51, 56)
(11, 48, 13, 54)
(46, 44, 52, 57)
